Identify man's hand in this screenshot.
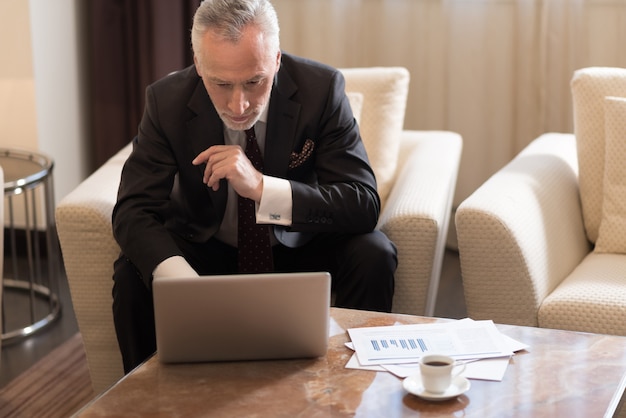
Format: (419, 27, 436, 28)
(192, 145, 263, 202)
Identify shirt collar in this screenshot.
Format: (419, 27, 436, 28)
(258, 101, 269, 124)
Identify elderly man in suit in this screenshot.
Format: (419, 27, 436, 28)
(112, 0, 397, 373)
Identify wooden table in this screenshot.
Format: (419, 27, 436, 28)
(75, 308, 626, 417)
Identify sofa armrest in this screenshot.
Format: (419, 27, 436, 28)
(378, 130, 462, 316)
(55, 143, 132, 394)
(456, 133, 591, 326)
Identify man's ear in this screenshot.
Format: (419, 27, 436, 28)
(193, 55, 201, 77)
(275, 50, 281, 73)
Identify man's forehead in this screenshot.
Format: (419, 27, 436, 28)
(206, 72, 267, 83)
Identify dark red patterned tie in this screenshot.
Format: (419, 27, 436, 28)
(237, 127, 274, 273)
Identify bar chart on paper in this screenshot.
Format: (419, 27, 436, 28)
(348, 320, 513, 366)
(370, 333, 454, 354)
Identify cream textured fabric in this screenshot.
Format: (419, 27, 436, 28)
(595, 96, 626, 254)
(457, 134, 590, 326)
(457, 67, 626, 336)
(345, 91, 363, 125)
(340, 67, 409, 206)
(571, 67, 626, 243)
(379, 131, 462, 315)
(55, 68, 461, 393)
(539, 253, 626, 335)
(56, 144, 130, 394)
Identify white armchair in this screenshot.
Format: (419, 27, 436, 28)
(456, 67, 626, 335)
(56, 67, 462, 394)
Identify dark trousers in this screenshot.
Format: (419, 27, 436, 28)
(112, 230, 397, 373)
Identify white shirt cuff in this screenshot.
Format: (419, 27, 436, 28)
(153, 256, 199, 279)
(257, 175, 292, 226)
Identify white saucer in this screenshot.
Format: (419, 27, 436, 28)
(403, 374, 470, 401)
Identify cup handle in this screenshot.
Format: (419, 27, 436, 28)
(452, 362, 466, 378)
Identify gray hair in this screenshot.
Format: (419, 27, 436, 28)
(191, 0, 280, 61)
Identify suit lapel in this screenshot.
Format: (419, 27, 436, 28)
(265, 70, 301, 177)
(187, 80, 224, 156)
(186, 79, 228, 211)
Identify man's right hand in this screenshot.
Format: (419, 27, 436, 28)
(192, 145, 264, 202)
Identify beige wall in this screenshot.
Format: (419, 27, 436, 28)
(3, 0, 626, 218)
(29, 0, 89, 204)
(0, 0, 87, 228)
(272, 0, 626, 207)
(0, 0, 41, 228)
(0, 0, 38, 151)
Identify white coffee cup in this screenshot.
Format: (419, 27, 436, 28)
(419, 354, 466, 394)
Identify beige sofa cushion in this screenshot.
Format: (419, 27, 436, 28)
(595, 96, 626, 254)
(345, 91, 364, 125)
(340, 67, 410, 206)
(539, 253, 626, 335)
(571, 67, 626, 243)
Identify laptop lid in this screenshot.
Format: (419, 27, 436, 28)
(152, 271, 331, 363)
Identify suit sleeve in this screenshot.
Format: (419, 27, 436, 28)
(287, 70, 381, 234)
(112, 85, 185, 283)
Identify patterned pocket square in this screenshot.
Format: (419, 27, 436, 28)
(289, 139, 315, 169)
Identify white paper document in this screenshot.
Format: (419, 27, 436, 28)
(344, 319, 529, 382)
(348, 320, 512, 366)
(382, 357, 511, 381)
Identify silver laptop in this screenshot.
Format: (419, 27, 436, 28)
(152, 271, 331, 363)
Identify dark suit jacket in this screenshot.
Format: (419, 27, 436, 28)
(112, 53, 381, 280)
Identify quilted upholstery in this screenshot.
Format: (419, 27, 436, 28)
(379, 131, 462, 315)
(55, 146, 129, 393)
(55, 67, 462, 394)
(595, 96, 626, 254)
(456, 133, 589, 326)
(571, 67, 626, 243)
(539, 253, 626, 335)
(345, 92, 363, 124)
(457, 67, 626, 336)
(341, 67, 409, 205)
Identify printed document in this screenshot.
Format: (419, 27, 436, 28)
(347, 320, 513, 366)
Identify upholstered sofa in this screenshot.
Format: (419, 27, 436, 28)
(56, 67, 462, 394)
(456, 67, 626, 335)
